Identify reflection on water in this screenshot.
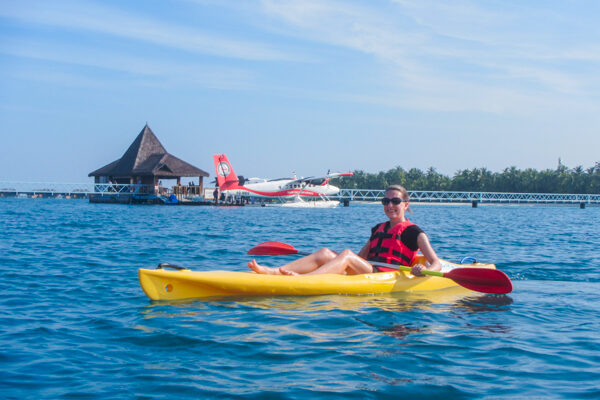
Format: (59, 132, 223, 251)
(139, 288, 517, 346)
(464, 321, 511, 334)
(142, 286, 483, 313)
(454, 294, 514, 313)
(139, 289, 517, 346)
(446, 294, 514, 335)
(450, 294, 513, 322)
(366, 372, 414, 385)
(355, 317, 429, 339)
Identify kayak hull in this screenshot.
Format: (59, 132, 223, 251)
(138, 257, 496, 300)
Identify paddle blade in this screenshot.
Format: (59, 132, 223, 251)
(445, 268, 513, 294)
(248, 241, 299, 256)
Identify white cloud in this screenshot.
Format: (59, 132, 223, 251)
(258, 0, 600, 113)
(0, 37, 257, 90)
(0, 0, 298, 61)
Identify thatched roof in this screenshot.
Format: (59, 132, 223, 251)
(89, 125, 209, 178)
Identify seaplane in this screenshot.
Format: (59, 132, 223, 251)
(212, 154, 353, 205)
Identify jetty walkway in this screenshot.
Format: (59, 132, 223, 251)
(335, 189, 599, 207)
(0, 182, 598, 207)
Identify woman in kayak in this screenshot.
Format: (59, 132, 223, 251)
(248, 185, 442, 276)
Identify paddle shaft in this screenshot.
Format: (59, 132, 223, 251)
(247, 241, 513, 294)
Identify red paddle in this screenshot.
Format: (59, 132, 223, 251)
(248, 241, 513, 294)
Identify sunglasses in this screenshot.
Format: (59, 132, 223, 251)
(381, 197, 404, 206)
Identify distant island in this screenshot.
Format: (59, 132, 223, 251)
(332, 160, 600, 194)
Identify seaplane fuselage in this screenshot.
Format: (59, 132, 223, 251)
(213, 154, 351, 198)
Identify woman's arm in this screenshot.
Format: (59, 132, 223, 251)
(357, 241, 370, 259)
(412, 232, 442, 276)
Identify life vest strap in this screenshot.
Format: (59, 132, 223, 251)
(391, 250, 412, 265)
(369, 231, 393, 240)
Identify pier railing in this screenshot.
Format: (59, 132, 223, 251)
(1, 182, 598, 205)
(0, 182, 150, 197)
(0, 182, 206, 201)
(336, 189, 600, 204)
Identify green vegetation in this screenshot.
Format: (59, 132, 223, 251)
(332, 160, 600, 194)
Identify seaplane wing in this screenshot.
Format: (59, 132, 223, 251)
(212, 154, 352, 198)
(295, 172, 354, 186)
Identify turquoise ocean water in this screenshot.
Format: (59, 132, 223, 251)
(1, 198, 599, 399)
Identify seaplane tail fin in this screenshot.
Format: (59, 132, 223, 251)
(213, 154, 240, 189)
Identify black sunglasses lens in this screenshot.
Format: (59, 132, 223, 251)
(381, 198, 403, 205)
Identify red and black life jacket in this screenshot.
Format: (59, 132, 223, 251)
(367, 220, 418, 271)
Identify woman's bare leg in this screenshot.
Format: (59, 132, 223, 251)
(248, 248, 337, 275)
(305, 249, 373, 275)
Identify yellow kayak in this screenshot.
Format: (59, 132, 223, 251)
(138, 256, 497, 300)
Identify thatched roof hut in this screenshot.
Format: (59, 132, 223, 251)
(89, 124, 209, 189)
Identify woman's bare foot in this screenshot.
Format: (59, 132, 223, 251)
(279, 268, 299, 276)
(248, 259, 280, 274)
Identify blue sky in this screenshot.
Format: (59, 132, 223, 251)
(1, 0, 599, 182)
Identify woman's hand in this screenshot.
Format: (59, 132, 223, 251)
(416, 233, 442, 275)
(411, 264, 426, 276)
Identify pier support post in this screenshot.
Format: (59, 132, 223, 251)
(343, 199, 350, 207)
(580, 202, 586, 209)
(472, 200, 478, 208)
